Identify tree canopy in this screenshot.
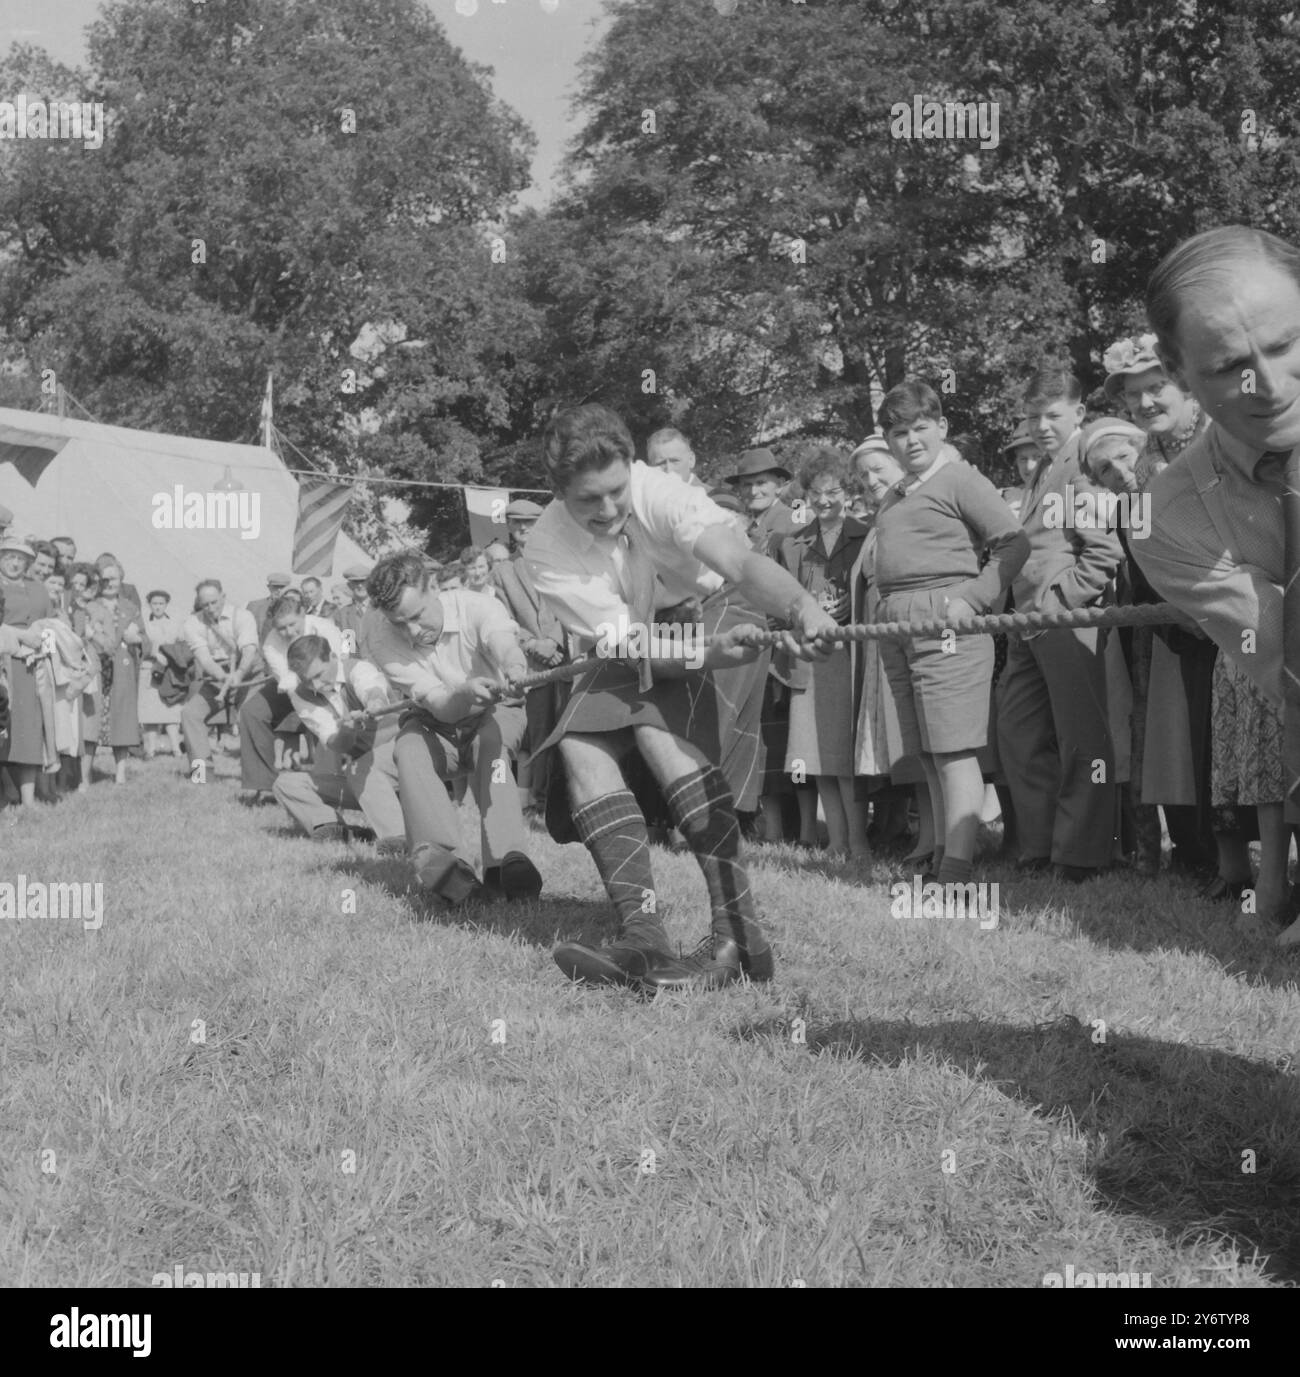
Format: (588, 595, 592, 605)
(5, 0, 1300, 522)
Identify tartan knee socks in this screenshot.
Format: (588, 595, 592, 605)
(572, 790, 668, 950)
(662, 767, 760, 937)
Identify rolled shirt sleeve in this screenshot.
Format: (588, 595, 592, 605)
(346, 655, 390, 706)
(287, 689, 343, 749)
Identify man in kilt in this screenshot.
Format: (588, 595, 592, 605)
(524, 404, 837, 993)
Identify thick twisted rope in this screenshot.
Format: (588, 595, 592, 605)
(506, 600, 1197, 693)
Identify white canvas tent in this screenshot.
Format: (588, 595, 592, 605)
(0, 407, 370, 610)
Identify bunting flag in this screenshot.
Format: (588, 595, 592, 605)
(293, 475, 353, 576)
(464, 485, 511, 549)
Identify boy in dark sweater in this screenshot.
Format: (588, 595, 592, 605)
(873, 381, 1030, 887)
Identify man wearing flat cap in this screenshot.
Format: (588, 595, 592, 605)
(503, 498, 544, 557)
(332, 562, 376, 661)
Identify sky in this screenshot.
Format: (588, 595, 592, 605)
(0, 0, 609, 208)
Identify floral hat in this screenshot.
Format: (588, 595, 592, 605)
(1101, 333, 1167, 400)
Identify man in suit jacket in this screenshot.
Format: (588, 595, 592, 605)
(332, 564, 373, 659)
(299, 576, 337, 621)
(996, 366, 1123, 880)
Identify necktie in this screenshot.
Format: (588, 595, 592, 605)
(1270, 449, 1300, 825)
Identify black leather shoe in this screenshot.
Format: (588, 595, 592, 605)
(498, 851, 543, 900)
(553, 940, 666, 986)
(638, 940, 738, 992)
(712, 911, 775, 981)
(641, 920, 778, 991)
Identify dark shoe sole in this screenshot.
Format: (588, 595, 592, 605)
(553, 942, 652, 986)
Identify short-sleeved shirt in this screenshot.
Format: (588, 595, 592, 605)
(523, 460, 732, 644)
(367, 588, 520, 712)
(182, 603, 258, 668)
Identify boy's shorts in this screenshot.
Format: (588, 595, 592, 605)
(877, 586, 994, 755)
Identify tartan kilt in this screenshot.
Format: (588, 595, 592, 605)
(536, 659, 706, 843)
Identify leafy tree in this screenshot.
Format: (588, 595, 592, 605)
(0, 0, 536, 516)
(520, 0, 1300, 476)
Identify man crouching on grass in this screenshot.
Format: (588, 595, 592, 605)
(524, 404, 838, 993)
(366, 552, 543, 907)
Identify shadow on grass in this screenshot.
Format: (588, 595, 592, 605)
(325, 855, 618, 948)
(977, 864, 1300, 989)
(734, 1012, 1300, 1284)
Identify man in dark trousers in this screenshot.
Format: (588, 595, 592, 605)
(996, 365, 1123, 882)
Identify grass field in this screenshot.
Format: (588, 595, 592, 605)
(3, 749, 1299, 1288)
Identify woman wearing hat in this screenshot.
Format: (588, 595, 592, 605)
(1101, 334, 1257, 898)
(0, 537, 55, 806)
(999, 422, 1041, 520)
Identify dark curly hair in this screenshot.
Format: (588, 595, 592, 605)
(541, 404, 635, 494)
(366, 551, 431, 614)
(795, 446, 850, 494)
